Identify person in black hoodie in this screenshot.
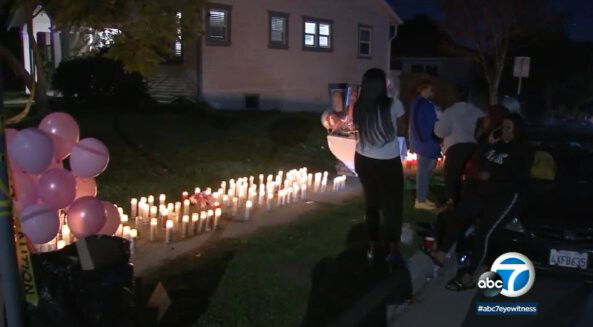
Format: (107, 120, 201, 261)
(427, 113, 531, 290)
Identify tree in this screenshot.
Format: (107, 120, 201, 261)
(0, 0, 205, 115)
(441, 0, 561, 104)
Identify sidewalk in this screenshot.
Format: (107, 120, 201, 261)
(133, 179, 363, 275)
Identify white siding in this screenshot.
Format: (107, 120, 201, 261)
(201, 0, 398, 111)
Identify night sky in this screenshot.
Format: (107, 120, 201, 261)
(387, 0, 593, 42)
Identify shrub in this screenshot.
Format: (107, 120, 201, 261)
(53, 56, 152, 106)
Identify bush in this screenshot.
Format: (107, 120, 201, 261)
(53, 56, 152, 106)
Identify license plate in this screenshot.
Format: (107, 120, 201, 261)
(549, 249, 588, 269)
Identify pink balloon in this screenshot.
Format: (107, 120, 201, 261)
(38, 168, 76, 210)
(8, 128, 54, 174)
(12, 170, 38, 212)
(98, 201, 120, 236)
(20, 204, 59, 244)
(39, 112, 80, 161)
(75, 177, 97, 200)
(67, 196, 106, 238)
(69, 138, 109, 178)
(5, 128, 18, 144)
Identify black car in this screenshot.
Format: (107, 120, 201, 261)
(490, 124, 593, 277)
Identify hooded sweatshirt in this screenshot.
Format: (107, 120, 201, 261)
(409, 97, 440, 159)
(434, 102, 485, 153)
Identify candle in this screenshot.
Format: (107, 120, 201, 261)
(165, 220, 174, 243)
(191, 213, 199, 235)
(150, 206, 158, 219)
(181, 215, 189, 238)
(116, 223, 123, 237)
(123, 226, 131, 240)
(182, 191, 189, 200)
(232, 197, 239, 216)
(199, 211, 207, 233)
(161, 208, 169, 228)
(294, 185, 300, 202)
(221, 181, 227, 195)
(195, 187, 201, 195)
(214, 208, 222, 229)
(205, 188, 212, 196)
(321, 178, 327, 193)
(159, 194, 166, 206)
(249, 176, 255, 187)
(207, 210, 214, 231)
(150, 218, 158, 241)
(308, 174, 313, 187)
(131, 198, 138, 218)
(259, 174, 264, 186)
(130, 229, 138, 256)
(222, 194, 229, 207)
(121, 214, 129, 225)
(118, 207, 124, 217)
(57, 240, 66, 250)
(244, 200, 253, 220)
(148, 195, 154, 206)
(183, 199, 190, 216)
(277, 190, 284, 207)
(61, 225, 71, 244)
(258, 192, 265, 207)
(175, 201, 182, 218)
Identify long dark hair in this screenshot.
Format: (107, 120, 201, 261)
(504, 112, 526, 142)
(353, 68, 395, 147)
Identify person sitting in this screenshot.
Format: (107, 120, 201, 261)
(428, 114, 532, 290)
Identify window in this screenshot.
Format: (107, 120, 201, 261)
(169, 12, 183, 62)
(358, 25, 372, 58)
(269, 12, 289, 49)
(410, 63, 439, 76)
(302, 17, 333, 51)
(206, 3, 232, 46)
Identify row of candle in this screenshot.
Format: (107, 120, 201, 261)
(119, 168, 345, 244)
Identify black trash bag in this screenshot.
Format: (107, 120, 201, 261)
(26, 235, 136, 327)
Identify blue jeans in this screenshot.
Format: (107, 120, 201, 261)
(416, 155, 436, 202)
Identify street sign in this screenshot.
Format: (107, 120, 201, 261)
(513, 57, 531, 78)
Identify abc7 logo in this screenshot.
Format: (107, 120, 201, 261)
(477, 271, 504, 297)
(478, 252, 536, 298)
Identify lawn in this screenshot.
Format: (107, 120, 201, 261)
(10, 103, 440, 326)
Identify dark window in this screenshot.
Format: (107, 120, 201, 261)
(302, 17, 333, 52)
(36, 32, 53, 64)
(269, 12, 289, 49)
(206, 3, 232, 46)
(358, 25, 372, 58)
(426, 65, 439, 76)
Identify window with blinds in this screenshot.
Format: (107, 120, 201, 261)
(358, 25, 372, 58)
(206, 4, 232, 45)
(269, 12, 289, 49)
(302, 17, 332, 52)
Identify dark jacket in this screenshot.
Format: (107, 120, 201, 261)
(409, 97, 440, 159)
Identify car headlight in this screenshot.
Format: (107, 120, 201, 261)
(504, 217, 526, 233)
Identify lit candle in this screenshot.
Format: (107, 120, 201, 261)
(118, 207, 124, 217)
(258, 191, 265, 207)
(277, 190, 284, 207)
(57, 240, 66, 250)
(214, 208, 222, 229)
(222, 194, 229, 207)
(123, 226, 131, 240)
(207, 210, 214, 231)
(321, 178, 327, 193)
(231, 197, 239, 216)
(199, 211, 207, 233)
(205, 188, 212, 196)
(150, 206, 158, 219)
(314, 173, 321, 192)
(301, 183, 307, 199)
(259, 174, 264, 186)
(159, 194, 166, 206)
(175, 201, 182, 218)
(308, 174, 313, 187)
(191, 213, 199, 235)
(62, 225, 71, 244)
(221, 181, 227, 195)
(195, 187, 201, 195)
(244, 200, 253, 220)
(249, 176, 255, 187)
(165, 220, 174, 243)
(294, 185, 300, 202)
(150, 218, 158, 241)
(161, 208, 169, 228)
(148, 195, 155, 207)
(130, 229, 138, 256)
(135, 215, 141, 229)
(131, 198, 138, 218)
(181, 215, 189, 238)
(183, 199, 190, 216)
(121, 214, 129, 225)
(182, 191, 189, 200)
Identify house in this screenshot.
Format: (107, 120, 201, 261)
(13, 1, 403, 111)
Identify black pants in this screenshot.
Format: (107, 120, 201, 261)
(444, 143, 476, 204)
(354, 153, 404, 244)
(436, 184, 518, 275)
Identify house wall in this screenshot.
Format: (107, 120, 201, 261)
(200, 0, 398, 111)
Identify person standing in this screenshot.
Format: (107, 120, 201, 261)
(434, 88, 485, 206)
(353, 68, 405, 270)
(409, 81, 440, 210)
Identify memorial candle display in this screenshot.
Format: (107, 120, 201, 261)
(165, 220, 173, 243)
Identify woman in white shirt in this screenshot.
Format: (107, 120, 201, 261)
(353, 68, 406, 270)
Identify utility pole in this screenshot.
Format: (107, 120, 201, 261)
(0, 63, 25, 327)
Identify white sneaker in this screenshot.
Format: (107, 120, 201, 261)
(415, 200, 437, 211)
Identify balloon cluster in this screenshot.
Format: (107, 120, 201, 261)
(7, 112, 117, 246)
